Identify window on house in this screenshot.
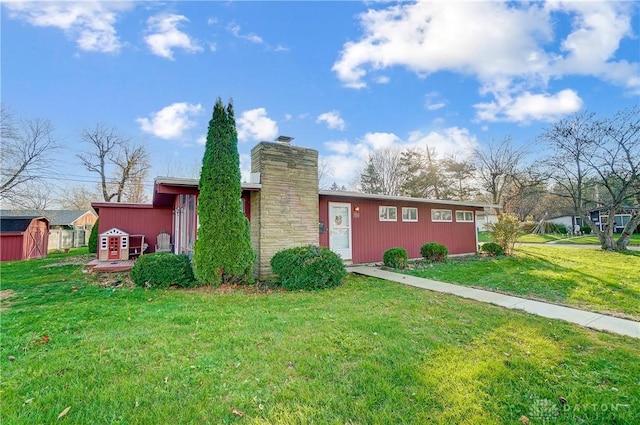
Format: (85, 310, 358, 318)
(431, 209, 452, 222)
(379, 206, 397, 221)
(402, 207, 418, 222)
(456, 210, 474, 222)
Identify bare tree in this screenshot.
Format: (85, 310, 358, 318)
(359, 148, 406, 196)
(541, 107, 640, 251)
(318, 157, 334, 190)
(77, 123, 150, 202)
(1, 106, 60, 206)
(159, 158, 201, 179)
(474, 137, 527, 212)
(59, 185, 99, 210)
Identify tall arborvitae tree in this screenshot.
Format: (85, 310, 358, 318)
(193, 98, 255, 285)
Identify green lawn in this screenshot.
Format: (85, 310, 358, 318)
(555, 234, 640, 246)
(1, 254, 639, 424)
(405, 246, 640, 320)
(517, 233, 568, 243)
(480, 232, 640, 245)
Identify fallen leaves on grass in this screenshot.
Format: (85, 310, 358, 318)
(232, 408, 244, 417)
(57, 406, 71, 419)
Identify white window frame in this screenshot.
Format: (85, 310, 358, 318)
(402, 207, 418, 222)
(431, 209, 452, 222)
(379, 206, 398, 222)
(456, 210, 474, 222)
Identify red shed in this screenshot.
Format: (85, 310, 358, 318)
(0, 215, 50, 261)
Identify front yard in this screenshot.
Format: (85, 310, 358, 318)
(404, 245, 640, 320)
(1, 251, 639, 424)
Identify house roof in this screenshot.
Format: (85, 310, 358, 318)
(0, 209, 96, 226)
(0, 216, 48, 233)
(319, 190, 500, 209)
(154, 176, 262, 191)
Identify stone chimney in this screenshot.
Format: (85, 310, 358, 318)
(250, 138, 319, 277)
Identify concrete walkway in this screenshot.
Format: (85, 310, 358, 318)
(348, 265, 640, 339)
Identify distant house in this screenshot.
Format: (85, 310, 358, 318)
(0, 209, 97, 250)
(476, 209, 499, 231)
(547, 207, 639, 234)
(589, 207, 639, 233)
(93, 139, 498, 277)
(0, 215, 49, 261)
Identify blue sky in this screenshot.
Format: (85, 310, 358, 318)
(2, 0, 639, 196)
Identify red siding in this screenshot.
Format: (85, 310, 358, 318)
(97, 206, 173, 253)
(0, 234, 24, 261)
(0, 218, 49, 261)
(320, 196, 480, 264)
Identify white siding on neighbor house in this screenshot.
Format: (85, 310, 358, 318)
(547, 216, 574, 229)
(477, 212, 498, 231)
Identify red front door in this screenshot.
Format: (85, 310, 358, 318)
(108, 236, 120, 260)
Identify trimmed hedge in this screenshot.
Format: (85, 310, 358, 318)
(580, 225, 592, 234)
(270, 245, 346, 291)
(481, 242, 505, 256)
(131, 253, 196, 289)
(383, 247, 408, 269)
(420, 242, 448, 262)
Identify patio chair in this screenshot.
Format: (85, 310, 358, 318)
(155, 231, 172, 253)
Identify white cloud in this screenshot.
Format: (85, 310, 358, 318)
(317, 110, 346, 131)
(239, 153, 251, 183)
(425, 91, 446, 111)
(196, 134, 207, 145)
(237, 108, 278, 142)
(361, 132, 401, 151)
(333, 0, 639, 122)
(228, 23, 263, 44)
(475, 89, 583, 122)
(546, 1, 639, 92)
(144, 14, 203, 60)
(136, 102, 203, 139)
(4, 1, 132, 53)
(333, 1, 551, 89)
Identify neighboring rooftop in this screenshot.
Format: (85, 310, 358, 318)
(0, 215, 48, 233)
(0, 210, 95, 226)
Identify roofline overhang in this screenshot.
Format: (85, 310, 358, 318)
(154, 176, 261, 191)
(319, 190, 501, 210)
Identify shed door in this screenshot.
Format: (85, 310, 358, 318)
(28, 226, 45, 259)
(329, 202, 352, 260)
(108, 236, 120, 260)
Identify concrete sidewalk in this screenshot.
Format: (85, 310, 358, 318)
(349, 265, 640, 339)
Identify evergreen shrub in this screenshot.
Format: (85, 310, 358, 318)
(131, 253, 196, 289)
(383, 247, 408, 269)
(580, 225, 592, 234)
(420, 242, 448, 262)
(270, 245, 346, 291)
(480, 242, 505, 256)
(88, 219, 99, 254)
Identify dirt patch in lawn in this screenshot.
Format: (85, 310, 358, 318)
(186, 281, 285, 295)
(43, 255, 95, 267)
(0, 289, 17, 311)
